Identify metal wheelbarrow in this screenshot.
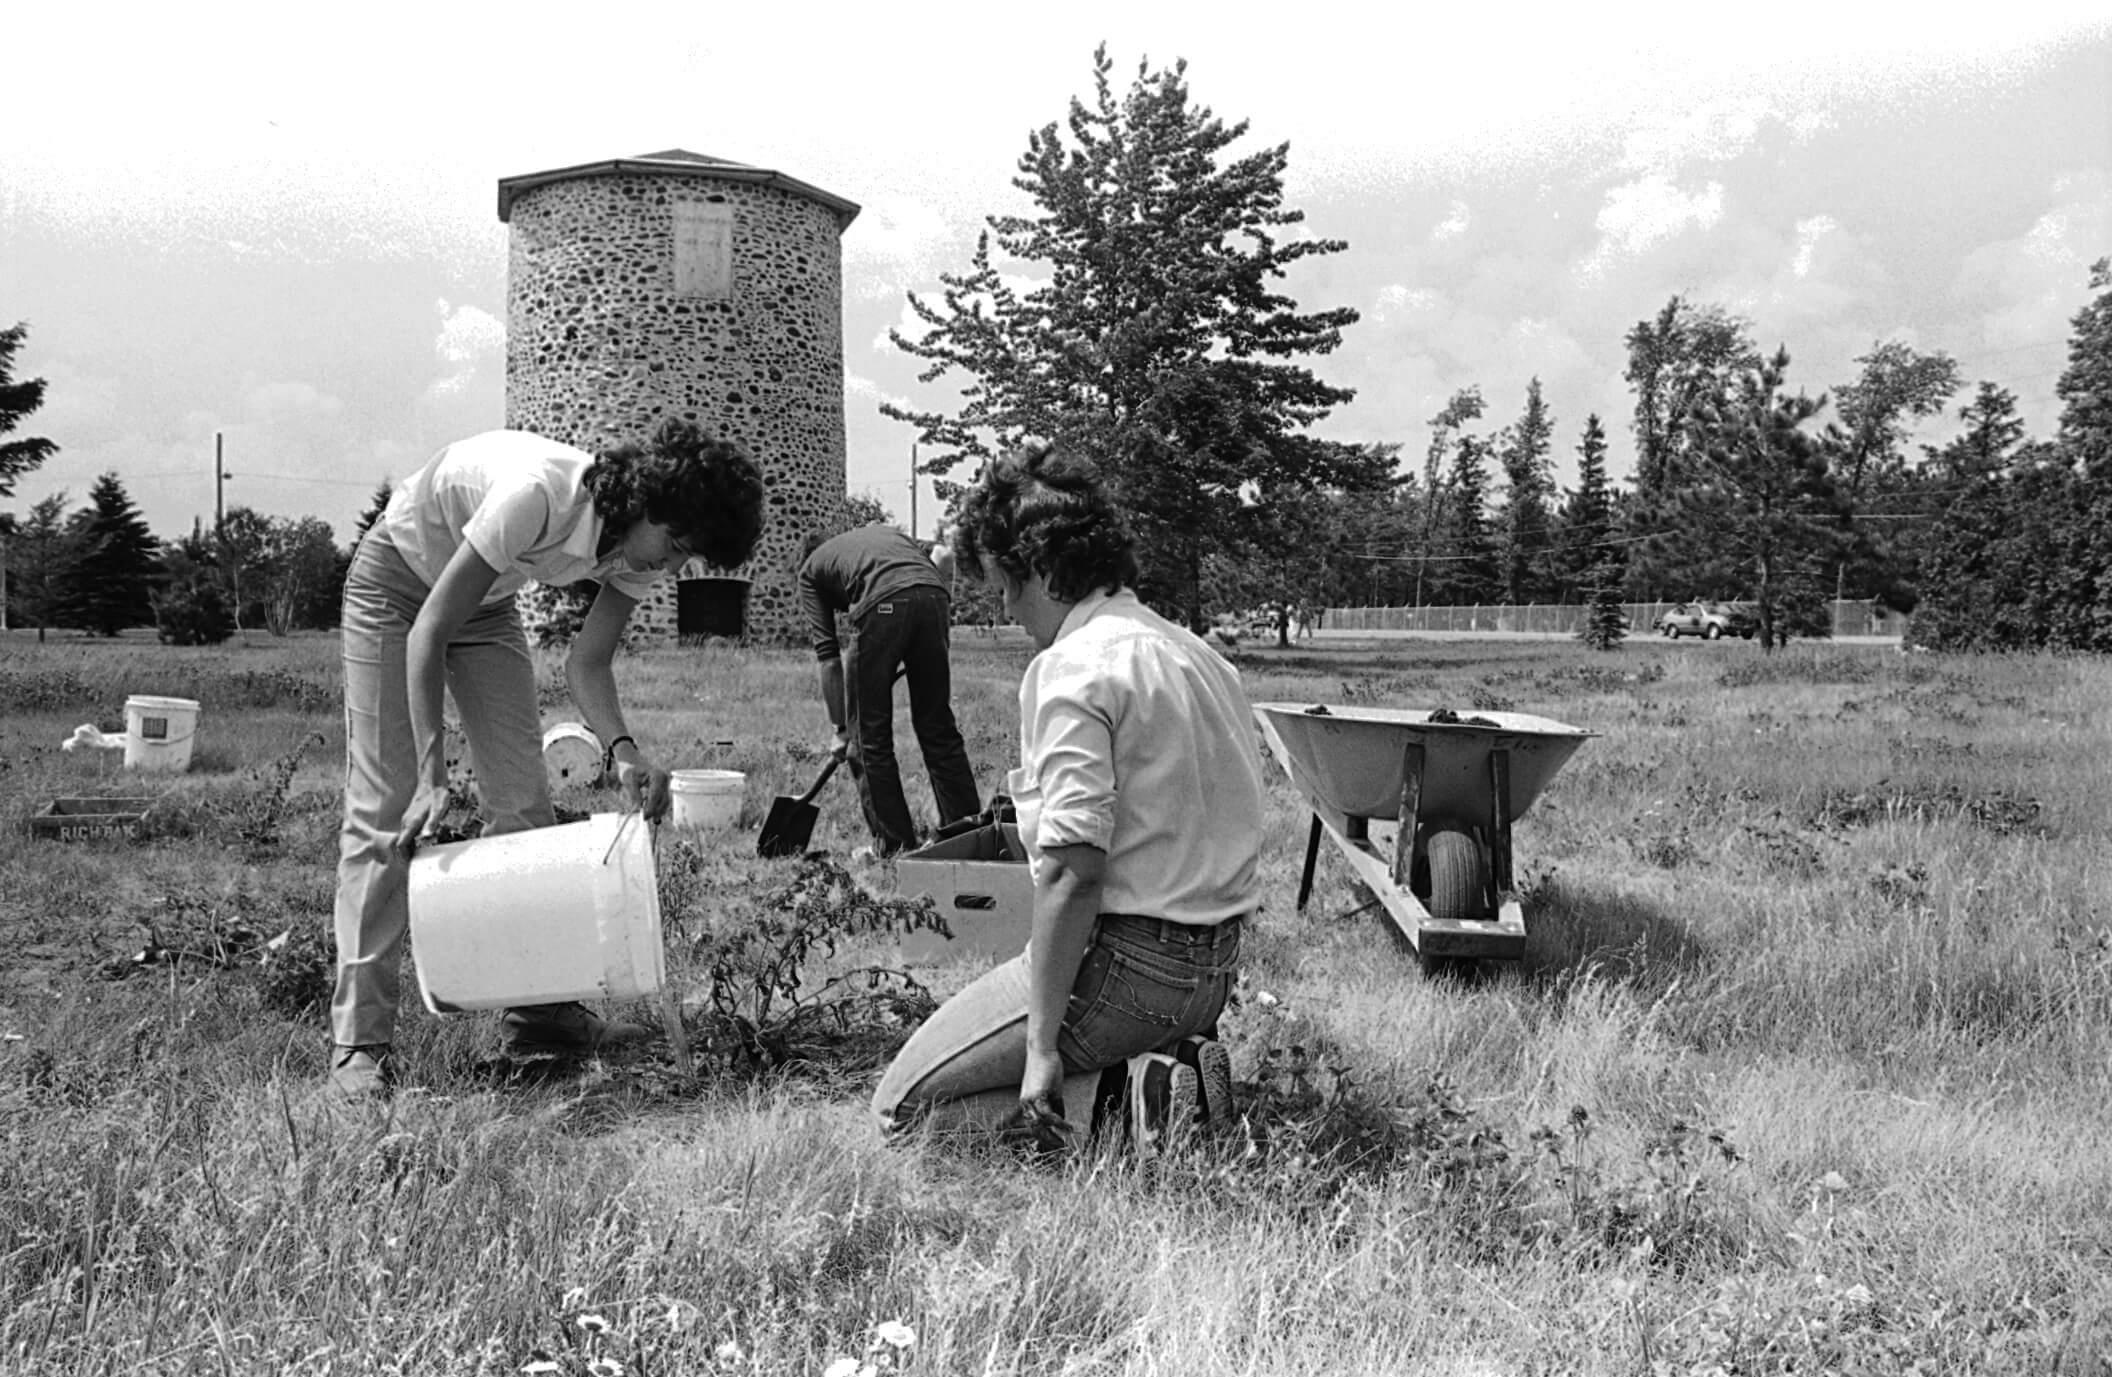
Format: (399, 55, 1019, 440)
(1253, 702, 1595, 964)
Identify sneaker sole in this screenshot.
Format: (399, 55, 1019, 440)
(1194, 1040, 1234, 1129)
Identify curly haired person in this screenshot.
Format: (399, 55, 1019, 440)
(330, 418, 763, 1097)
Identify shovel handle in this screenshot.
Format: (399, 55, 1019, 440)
(801, 754, 843, 805)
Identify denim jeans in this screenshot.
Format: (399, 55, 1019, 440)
(845, 585, 981, 853)
(871, 913, 1241, 1135)
(331, 528, 555, 1048)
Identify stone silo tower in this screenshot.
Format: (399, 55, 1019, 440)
(497, 148, 860, 643)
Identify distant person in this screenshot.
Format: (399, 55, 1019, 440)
(1295, 603, 1315, 640)
(330, 419, 764, 1099)
(798, 523, 981, 858)
(872, 442, 1263, 1149)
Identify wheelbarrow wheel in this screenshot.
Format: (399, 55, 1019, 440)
(1425, 824, 1486, 922)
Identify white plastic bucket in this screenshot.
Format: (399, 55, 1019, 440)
(123, 695, 200, 772)
(542, 721, 604, 789)
(407, 811, 665, 1014)
(669, 769, 745, 833)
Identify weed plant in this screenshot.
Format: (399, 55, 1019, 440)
(2, 629, 2110, 1371)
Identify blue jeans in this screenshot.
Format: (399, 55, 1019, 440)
(871, 913, 1242, 1136)
(331, 528, 556, 1048)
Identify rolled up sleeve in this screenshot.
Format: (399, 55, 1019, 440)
(1023, 654, 1117, 853)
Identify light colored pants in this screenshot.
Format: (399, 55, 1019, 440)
(331, 529, 555, 1048)
(871, 913, 1241, 1136)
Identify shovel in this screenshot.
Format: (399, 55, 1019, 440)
(756, 755, 844, 858)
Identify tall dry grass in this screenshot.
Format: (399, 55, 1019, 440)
(2, 628, 2109, 1373)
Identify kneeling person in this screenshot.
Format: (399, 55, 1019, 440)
(871, 442, 1264, 1142)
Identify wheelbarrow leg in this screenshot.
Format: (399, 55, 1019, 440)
(1296, 814, 1322, 911)
(1487, 748, 1515, 917)
(1390, 741, 1426, 892)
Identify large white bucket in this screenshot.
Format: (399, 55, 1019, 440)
(669, 769, 745, 833)
(542, 721, 603, 790)
(123, 695, 200, 772)
(407, 811, 665, 1014)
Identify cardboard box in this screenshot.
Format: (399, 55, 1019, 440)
(27, 797, 155, 842)
(894, 821, 1036, 963)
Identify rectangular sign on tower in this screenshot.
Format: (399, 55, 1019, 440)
(672, 201, 734, 299)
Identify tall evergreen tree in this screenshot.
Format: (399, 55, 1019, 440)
(1497, 377, 1555, 604)
(2057, 258, 2112, 648)
(884, 47, 1377, 628)
(1440, 433, 1499, 605)
(353, 481, 393, 542)
(1557, 413, 1616, 600)
(5, 492, 93, 640)
(76, 472, 160, 636)
(0, 322, 58, 500)
(1668, 348, 1851, 651)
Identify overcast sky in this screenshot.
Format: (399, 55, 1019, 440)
(6, 3, 2108, 543)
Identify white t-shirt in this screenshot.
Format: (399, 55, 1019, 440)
(1010, 587, 1265, 925)
(380, 430, 661, 605)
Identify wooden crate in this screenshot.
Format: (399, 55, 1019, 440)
(26, 797, 155, 842)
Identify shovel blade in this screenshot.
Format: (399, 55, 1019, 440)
(755, 756, 843, 858)
(756, 797, 819, 857)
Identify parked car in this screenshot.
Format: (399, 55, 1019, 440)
(1655, 600, 1756, 640)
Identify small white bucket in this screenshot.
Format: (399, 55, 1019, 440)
(542, 721, 603, 789)
(123, 695, 200, 772)
(407, 811, 664, 1014)
(669, 769, 745, 833)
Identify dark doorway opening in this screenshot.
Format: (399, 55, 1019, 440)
(678, 577, 749, 639)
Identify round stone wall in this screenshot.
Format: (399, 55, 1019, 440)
(503, 171, 847, 644)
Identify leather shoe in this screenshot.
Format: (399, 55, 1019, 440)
(330, 1044, 393, 1099)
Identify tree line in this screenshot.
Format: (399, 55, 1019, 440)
(4, 51, 2108, 654)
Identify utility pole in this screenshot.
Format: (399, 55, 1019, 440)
(214, 432, 226, 534)
(909, 443, 918, 540)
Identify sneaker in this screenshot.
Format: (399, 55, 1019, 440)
(1175, 1035, 1236, 1129)
(329, 1044, 393, 1099)
(498, 1002, 649, 1057)
(1124, 1051, 1199, 1155)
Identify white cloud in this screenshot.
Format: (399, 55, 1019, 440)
(1790, 215, 1840, 279)
(429, 300, 503, 399)
(1431, 201, 1471, 242)
(1577, 175, 1727, 279)
(1374, 284, 1441, 321)
(845, 373, 911, 413)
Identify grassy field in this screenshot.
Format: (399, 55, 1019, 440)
(2, 627, 2109, 1374)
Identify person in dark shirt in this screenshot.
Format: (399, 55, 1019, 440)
(798, 524, 982, 855)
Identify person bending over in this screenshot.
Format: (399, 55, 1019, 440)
(871, 442, 1265, 1142)
(798, 522, 981, 857)
(331, 417, 763, 1098)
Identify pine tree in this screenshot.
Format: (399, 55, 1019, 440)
(884, 47, 1378, 628)
(0, 322, 58, 500)
(1498, 378, 1555, 605)
(1668, 348, 1852, 652)
(6, 492, 93, 640)
(75, 472, 160, 636)
(1558, 413, 1616, 599)
(1441, 434, 1499, 605)
(2057, 258, 2112, 648)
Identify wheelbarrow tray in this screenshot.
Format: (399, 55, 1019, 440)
(1252, 703, 1592, 828)
(1252, 703, 1595, 962)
